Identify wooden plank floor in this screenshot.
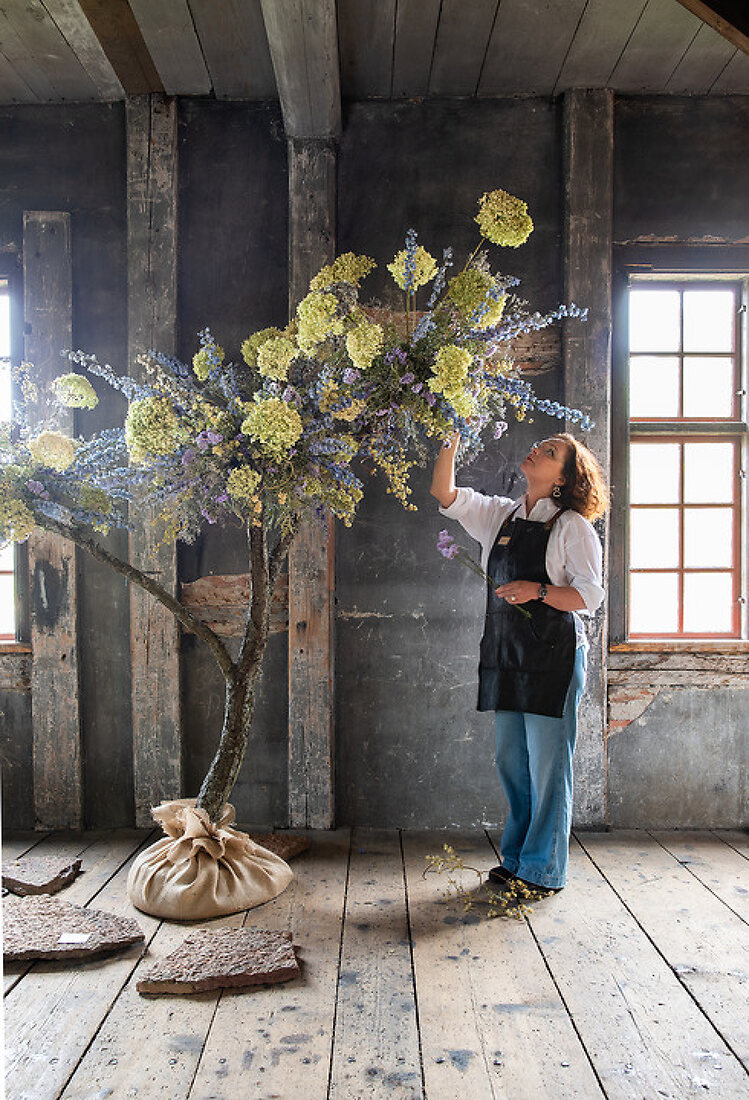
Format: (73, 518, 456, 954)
(3, 827, 748, 1099)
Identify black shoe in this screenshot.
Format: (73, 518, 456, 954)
(515, 876, 562, 895)
(487, 866, 515, 885)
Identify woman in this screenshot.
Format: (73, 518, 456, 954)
(431, 431, 608, 893)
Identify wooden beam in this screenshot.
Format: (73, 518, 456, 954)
(125, 95, 181, 827)
(287, 137, 336, 828)
(562, 89, 614, 828)
(126, 0, 211, 96)
(672, 0, 749, 54)
(23, 210, 83, 830)
(38, 0, 124, 99)
(76, 0, 163, 94)
(259, 0, 340, 138)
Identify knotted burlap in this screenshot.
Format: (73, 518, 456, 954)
(127, 799, 294, 920)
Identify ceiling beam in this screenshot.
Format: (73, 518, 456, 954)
(76, 0, 163, 94)
(673, 0, 749, 54)
(259, 0, 340, 139)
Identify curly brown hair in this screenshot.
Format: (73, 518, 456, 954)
(552, 433, 608, 522)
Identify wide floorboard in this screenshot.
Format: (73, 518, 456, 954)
(3, 827, 748, 1099)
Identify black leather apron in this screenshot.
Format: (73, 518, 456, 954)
(477, 503, 576, 718)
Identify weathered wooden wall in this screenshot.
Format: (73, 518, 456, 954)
(0, 93, 747, 831)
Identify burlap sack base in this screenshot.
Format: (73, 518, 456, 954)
(137, 927, 300, 995)
(127, 799, 294, 921)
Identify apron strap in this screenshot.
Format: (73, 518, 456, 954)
(544, 507, 567, 531)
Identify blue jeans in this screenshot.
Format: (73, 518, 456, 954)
(493, 646, 587, 890)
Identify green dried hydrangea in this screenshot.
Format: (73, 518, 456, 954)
(296, 292, 343, 354)
(475, 189, 533, 248)
(226, 465, 261, 502)
(428, 345, 472, 397)
(241, 328, 283, 370)
(52, 373, 99, 409)
(240, 397, 303, 460)
(0, 480, 35, 542)
(448, 269, 506, 329)
(28, 430, 77, 472)
(345, 321, 384, 371)
(124, 397, 185, 463)
(387, 246, 437, 291)
(256, 336, 297, 382)
(309, 252, 376, 291)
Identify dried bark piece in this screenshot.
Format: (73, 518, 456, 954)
(2, 855, 82, 896)
(136, 927, 300, 995)
(249, 833, 310, 861)
(3, 894, 145, 961)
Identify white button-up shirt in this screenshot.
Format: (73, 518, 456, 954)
(439, 487, 605, 615)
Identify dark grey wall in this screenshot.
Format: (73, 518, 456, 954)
(335, 99, 564, 827)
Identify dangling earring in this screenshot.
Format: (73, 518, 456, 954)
(552, 484, 562, 499)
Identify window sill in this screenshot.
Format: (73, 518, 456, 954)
(0, 643, 31, 654)
(609, 641, 748, 676)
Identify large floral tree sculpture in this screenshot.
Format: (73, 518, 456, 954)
(0, 190, 590, 918)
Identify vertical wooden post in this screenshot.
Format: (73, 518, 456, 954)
(23, 211, 83, 829)
(287, 137, 337, 828)
(563, 89, 614, 828)
(126, 94, 182, 826)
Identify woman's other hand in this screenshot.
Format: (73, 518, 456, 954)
(494, 580, 539, 605)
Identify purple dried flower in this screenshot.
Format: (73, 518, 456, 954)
(342, 368, 360, 384)
(411, 383, 423, 393)
(205, 430, 223, 445)
(425, 393, 436, 407)
(493, 421, 508, 440)
(400, 372, 415, 385)
(181, 448, 196, 466)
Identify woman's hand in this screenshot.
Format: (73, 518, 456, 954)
(429, 431, 461, 508)
(494, 580, 539, 605)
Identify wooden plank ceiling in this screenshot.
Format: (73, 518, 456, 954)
(0, 0, 747, 106)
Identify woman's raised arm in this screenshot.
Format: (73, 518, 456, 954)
(430, 431, 460, 508)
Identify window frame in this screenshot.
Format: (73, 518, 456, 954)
(611, 246, 749, 648)
(0, 266, 29, 647)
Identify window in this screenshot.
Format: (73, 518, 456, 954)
(613, 258, 748, 643)
(0, 277, 15, 641)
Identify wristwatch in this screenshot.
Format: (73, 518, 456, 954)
(537, 583, 548, 601)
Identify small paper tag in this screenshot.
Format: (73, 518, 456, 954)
(58, 932, 91, 945)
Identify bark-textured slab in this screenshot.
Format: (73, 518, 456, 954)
(2, 855, 82, 895)
(249, 833, 310, 861)
(3, 895, 145, 961)
(136, 927, 300, 995)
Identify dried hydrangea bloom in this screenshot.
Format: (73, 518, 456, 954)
(428, 345, 472, 396)
(475, 189, 533, 248)
(448, 269, 506, 328)
(226, 466, 261, 502)
(241, 327, 284, 370)
(0, 481, 35, 541)
(192, 332, 225, 381)
(124, 397, 185, 463)
(345, 321, 384, 371)
(296, 292, 343, 354)
(256, 336, 297, 382)
(52, 373, 99, 409)
(309, 252, 376, 291)
(387, 246, 437, 291)
(28, 430, 77, 472)
(240, 397, 303, 460)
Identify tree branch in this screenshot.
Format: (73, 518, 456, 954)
(34, 512, 236, 680)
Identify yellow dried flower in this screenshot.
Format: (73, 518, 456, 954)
(256, 335, 297, 382)
(387, 247, 437, 291)
(309, 253, 376, 290)
(475, 189, 533, 248)
(449, 391, 478, 420)
(428, 345, 472, 397)
(0, 481, 35, 542)
(192, 337, 225, 381)
(333, 398, 366, 422)
(346, 321, 384, 371)
(78, 484, 111, 515)
(28, 430, 77, 472)
(447, 269, 506, 329)
(124, 397, 185, 463)
(227, 466, 262, 502)
(240, 397, 302, 460)
(52, 373, 99, 409)
(296, 292, 343, 354)
(241, 328, 284, 369)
